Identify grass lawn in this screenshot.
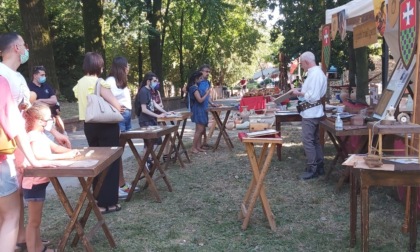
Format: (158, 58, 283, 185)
(42, 103, 414, 251)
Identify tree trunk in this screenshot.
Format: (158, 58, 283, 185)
(178, 8, 185, 97)
(18, 0, 60, 93)
(81, 0, 106, 72)
(355, 46, 369, 101)
(146, 0, 163, 94)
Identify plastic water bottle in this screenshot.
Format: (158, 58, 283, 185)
(335, 113, 343, 131)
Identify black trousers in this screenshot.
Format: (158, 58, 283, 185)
(84, 122, 120, 207)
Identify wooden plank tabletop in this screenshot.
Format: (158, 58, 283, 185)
(320, 120, 369, 136)
(23, 147, 123, 178)
(207, 105, 236, 112)
(120, 125, 178, 139)
(367, 122, 420, 134)
(157, 112, 191, 122)
(241, 137, 283, 144)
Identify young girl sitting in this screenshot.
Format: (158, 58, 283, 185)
(187, 71, 210, 153)
(22, 102, 79, 252)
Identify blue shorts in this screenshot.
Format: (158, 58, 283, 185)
(0, 159, 19, 197)
(23, 182, 49, 202)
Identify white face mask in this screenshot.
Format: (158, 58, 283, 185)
(43, 119, 54, 131)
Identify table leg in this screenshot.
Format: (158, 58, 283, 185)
(71, 167, 115, 249)
(409, 186, 417, 252)
(128, 143, 162, 202)
(174, 119, 191, 163)
(360, 178, 369, 252)
(149, 137, 173, 192)
(208, 112, 219, 139)
(241, 142, 276, 231)
(212, 110, 233, 151)
(275, 117, 282, 161)
(49, 178, 92, 251)
(350, 168, 357, 248)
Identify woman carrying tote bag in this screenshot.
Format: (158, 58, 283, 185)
(73, 52, 123, 214)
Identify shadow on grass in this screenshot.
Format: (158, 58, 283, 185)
(40, 125, 412, 251)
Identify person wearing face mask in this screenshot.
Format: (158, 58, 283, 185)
(151, 80, 164, 114)
(134, 72, 168, 168)
(28, 66, 65, 135)
(0, 31, 71, 249)
(0, 32, 31, 110)
(22, 102, 79, 252)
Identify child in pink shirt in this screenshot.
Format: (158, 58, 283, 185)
(22, 102, 79, 252)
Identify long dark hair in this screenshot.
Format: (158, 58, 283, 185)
(186, 71, 203, 93)
(108, 56, 128, 89)
(140, 72, 157, 88)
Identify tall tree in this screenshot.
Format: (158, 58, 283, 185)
(18, 0, 60, 91)
(81, 0, 106, 68)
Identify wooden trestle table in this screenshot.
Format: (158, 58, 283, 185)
(207, 106, 236, 151)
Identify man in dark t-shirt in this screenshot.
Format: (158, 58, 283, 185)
(28, 66, 65, 133)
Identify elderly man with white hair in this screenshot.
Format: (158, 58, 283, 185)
(292, 51, 327, 180)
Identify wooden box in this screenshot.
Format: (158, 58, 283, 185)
(249, 123, 272, 132)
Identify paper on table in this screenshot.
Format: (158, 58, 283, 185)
(246, 129, 277, 137)
(48, 159, 99, 167)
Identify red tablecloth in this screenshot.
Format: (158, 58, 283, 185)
(240, 96, 266, 112)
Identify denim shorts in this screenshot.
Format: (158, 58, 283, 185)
(23, 182, 49, 202)
(0, 158, 19, 197)
(119, 109, 132, 132)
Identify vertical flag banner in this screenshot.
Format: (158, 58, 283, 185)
(331, 13, 338, 40)
(387, 0, 399, 28)
(338, 10, 347, 41)
(374, 0, 387, 36)
(399, 0, 417, 69)
(322, 25, 331, 70)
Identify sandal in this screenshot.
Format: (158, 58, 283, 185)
(99, 204, 122, 214)
(42, 246, 57, 252)
(15, 239, 49, 251)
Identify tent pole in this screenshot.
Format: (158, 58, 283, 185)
(381, 37, 389, 89)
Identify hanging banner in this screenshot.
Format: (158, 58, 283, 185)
(338, 10, 347, 41)
(387, 0, 399, 28)
(353, 21, 378, 48)
(374, 0, 387, 36)
(399, 0, 417, 70)
(331, 13, 338, 40)
(322, 25, 331, 70)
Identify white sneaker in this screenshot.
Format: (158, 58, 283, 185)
(118, 187, 128, 199)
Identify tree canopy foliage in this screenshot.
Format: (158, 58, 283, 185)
(0, 0, 280, 100)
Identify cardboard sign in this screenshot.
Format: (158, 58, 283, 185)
(353, 21, 378, 48)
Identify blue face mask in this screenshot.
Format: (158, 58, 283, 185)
(298, 96, 305, 102)
(151, 82, 158, 89)
(154, 83, 160, 90)
(38, 76, 46, 84)
(20, 49, 29, 64)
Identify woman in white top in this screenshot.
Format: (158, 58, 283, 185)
(106, 56, 132, 132)
(106, 56, 138, 198)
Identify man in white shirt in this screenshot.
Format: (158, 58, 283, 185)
(0, 32, 70, 147)
(292, 51, 327, 180)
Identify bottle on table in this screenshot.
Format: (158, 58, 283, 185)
(335, 113, 343, 131)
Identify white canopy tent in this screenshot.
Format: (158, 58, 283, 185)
(325, 0, 400, 59)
